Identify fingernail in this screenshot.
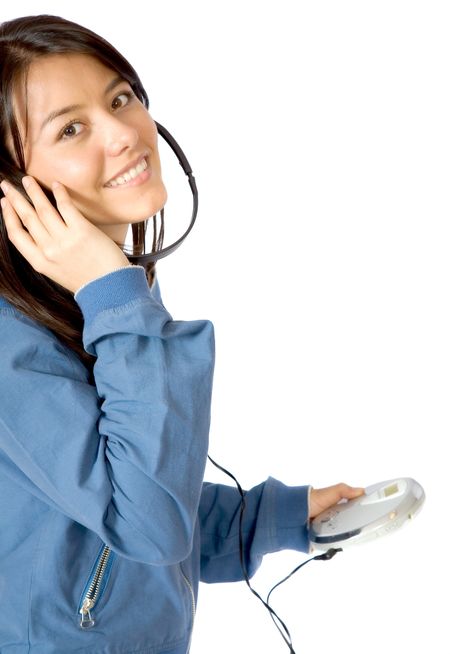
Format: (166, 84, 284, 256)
(1, 197, 7, 209)
(22, 176, 31, 189)
(0, 180, 10, 194)
(52, 181, 61, 190)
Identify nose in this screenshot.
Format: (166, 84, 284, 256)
(102, 113, 139, 157)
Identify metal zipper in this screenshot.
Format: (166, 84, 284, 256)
(78, 545, 195, 644)
(180, 565, 196, 652)
(79, 544, 113, 629)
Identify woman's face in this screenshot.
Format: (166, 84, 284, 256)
(10, 53, 167, 244)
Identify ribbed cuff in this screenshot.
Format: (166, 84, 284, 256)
(74, 265, 153, 324)
(74, 264, 137, 298)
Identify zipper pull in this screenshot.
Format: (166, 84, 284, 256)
(79, 597, 95, 629)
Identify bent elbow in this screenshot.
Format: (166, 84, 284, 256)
(101, 510, 195, 566)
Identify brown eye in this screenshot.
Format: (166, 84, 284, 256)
(64, 125, 78, 137)
(59, 121, 83, 140)
(111, 91, 134, 110)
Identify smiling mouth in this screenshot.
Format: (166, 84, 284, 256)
(105, 156, 151, 188)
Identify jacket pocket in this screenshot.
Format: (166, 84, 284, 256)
(77, 543, 116, 629)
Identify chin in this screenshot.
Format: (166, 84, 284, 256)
(136, 190, 168, 220)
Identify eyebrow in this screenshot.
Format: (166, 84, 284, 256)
(39, 76, 127, 134)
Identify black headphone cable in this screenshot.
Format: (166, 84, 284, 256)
(207, 455, 342, 653)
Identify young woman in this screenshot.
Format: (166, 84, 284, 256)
(0, 14, 364, 654)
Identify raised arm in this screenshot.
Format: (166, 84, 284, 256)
(0, 266, 215, 565)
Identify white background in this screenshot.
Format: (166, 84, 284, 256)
(4, 2, 448, 652)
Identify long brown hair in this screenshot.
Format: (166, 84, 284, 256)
(0, 15, 162, 384)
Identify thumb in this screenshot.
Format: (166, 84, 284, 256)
(309, 483, 365, 520)
(344, 485, 366, 499)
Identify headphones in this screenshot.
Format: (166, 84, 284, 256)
(125, 121, 198, 265)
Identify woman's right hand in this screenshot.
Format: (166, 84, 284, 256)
(0, 175, 131, 294)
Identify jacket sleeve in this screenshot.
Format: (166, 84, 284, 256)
(0, 266, 215, 565)
(199, 477, 311, 583)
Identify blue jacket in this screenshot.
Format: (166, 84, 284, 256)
(0, 265, 311, 653)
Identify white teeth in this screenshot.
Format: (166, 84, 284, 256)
(108, 157, 148, 187)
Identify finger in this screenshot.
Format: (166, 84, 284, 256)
(1, 180, 51, 246)
(328, 484, 364, 504)
(309, 484, 366, 519)
(21, 176, 68, 235)
(1, 196, 47, 271)
(338, 484, 365, 500)
(51, 181, 86, 226)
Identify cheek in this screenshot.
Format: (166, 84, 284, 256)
(27, 154, 94, 191)
(51, 158, 93, 188)
(135, 110, 158, 145)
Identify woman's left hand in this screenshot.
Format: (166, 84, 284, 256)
(309, 483, 365, 520)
